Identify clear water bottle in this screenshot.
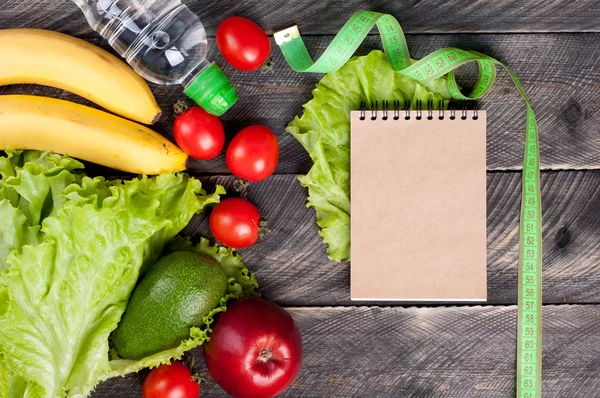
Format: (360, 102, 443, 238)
(72, 0, 237, 116)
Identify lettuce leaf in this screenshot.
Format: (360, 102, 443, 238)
(0, 150, 257, 397)
(286, 50, 451, 262)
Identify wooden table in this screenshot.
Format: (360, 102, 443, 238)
(4, 1, 600, 396)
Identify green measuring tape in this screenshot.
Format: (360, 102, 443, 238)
(275, 11, 542, 398)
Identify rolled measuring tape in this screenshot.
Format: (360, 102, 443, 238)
(275, 11, 542, 398)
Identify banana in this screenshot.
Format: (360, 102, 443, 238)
(0, 95, 187, 175)
(0, 29, 162, 124)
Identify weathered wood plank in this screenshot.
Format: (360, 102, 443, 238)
(179, 170, 600, 306)
(4, 0, 600, 35)
(0, 33, 599, 172)
(93, 304, 600, 397)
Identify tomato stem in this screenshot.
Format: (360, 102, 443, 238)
(185, 354, 196, 372)
(233, 178, 250, 192)
(173, 100, 190, 115)
(259, 219, 270, 237)
(192, 370, 212, 385)
(261, 57, 275, 73)
(191, 374, 204, 384)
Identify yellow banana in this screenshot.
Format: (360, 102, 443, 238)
(0, 29, 162, 124)
(0, 95, 187, 175)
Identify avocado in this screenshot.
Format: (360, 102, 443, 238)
(112, 251, 229, 360)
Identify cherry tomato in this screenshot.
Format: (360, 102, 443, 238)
(142, 361, 199, 398)
(174, 106, 225, 160)
(226, 125, 279, 182)
(216, 16, 271, 71)
(210, 198, 261, 249)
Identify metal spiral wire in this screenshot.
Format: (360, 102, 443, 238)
(358, 100, 479, 120)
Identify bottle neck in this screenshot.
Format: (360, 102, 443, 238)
(182, 59, 212, 88)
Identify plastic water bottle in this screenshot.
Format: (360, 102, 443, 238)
(72, 0, 237, 116)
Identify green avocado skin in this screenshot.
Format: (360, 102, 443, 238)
(112, 251, 229, 360)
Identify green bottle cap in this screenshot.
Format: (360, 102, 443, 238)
(184, 63, 237, 116)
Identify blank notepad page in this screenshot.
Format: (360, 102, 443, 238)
(350, 109, 487, 301)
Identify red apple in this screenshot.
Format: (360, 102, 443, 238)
(204, 297, 303, 398)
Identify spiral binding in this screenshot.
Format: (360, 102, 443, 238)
(358, 100, 478, 121)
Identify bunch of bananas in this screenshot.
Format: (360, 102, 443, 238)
(0, 29, 187, 174)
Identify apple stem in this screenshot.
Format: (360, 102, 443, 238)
(258, 348, 273, 362)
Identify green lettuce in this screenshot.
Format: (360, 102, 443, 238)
(287, 50, 451, 262)
(0, 150, 258, 397)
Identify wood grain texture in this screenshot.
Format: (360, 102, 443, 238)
(4, 0, 600, 35)
(178, 171, 600, 306)
(93, 304, 600, 397)
(0, 32, 599, 172)
(3, 2, 599, 397)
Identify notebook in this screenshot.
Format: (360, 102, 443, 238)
(350, 104, 487, 301)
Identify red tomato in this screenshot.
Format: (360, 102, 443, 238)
(216, 16, 271, 71)
(209, 198, 261, 249)
(204, 297, 303, 398)
(142, 361, 199, 398)
(226, 125, 279, 182)
(174, 106, 225, 160)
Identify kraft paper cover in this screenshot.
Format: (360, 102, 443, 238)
(350, 110, 487, 301)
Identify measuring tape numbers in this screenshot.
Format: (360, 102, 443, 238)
(275, 10, 543, 398)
